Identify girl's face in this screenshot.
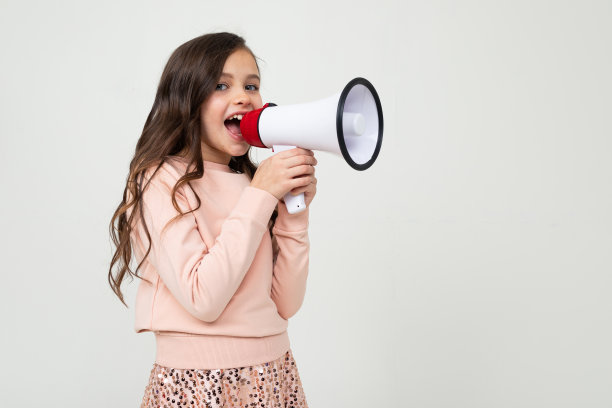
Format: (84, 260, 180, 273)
(199, 48, 263, 164)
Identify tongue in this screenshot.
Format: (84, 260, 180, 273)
(224, 119, 241, 136)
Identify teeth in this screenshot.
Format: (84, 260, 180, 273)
(228, 114, 243, 121)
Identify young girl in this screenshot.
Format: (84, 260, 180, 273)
(108, 32, 316, 407)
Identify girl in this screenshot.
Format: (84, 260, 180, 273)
(108, 32, 316, 407)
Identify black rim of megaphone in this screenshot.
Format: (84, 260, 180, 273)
(336, 77, 383, 171)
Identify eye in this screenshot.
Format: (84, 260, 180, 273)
(216, 83, 228, 91)
(245, 84, 259, 91)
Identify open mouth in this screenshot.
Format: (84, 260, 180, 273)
(224, 114, 243, 137)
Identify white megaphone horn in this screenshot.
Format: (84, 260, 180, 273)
(240, 77, 383, 214)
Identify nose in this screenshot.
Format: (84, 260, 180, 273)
(233, 88, 251, 106)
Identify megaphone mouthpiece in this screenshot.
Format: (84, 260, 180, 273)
(240, 102, 276, 148)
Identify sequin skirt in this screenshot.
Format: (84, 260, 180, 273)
(140, 349, 308, 408)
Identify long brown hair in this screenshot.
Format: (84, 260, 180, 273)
(108, 32, 276, 307)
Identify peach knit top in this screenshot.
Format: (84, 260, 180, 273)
(129, 157, 309, 370)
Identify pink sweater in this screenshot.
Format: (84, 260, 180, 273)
(129, 157, 309, 370)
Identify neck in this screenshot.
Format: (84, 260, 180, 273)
(200, 144, 231, 165)
(176, 146, 233, 166)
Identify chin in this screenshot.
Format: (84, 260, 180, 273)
(229, 144, 250, 158)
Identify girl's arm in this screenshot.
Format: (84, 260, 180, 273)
(270, 201, 310, 320)
(248, 147, 316, 320)
(132, 165, 278, 323)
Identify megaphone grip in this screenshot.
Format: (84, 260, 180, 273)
(273, 145, 307, 214)
(283, 191, 307, 214)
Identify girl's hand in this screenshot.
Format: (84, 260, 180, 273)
(250, 148, 318, 202)
(286, 157, 317, 207)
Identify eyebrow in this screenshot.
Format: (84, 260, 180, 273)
(219, 72, 260, 81)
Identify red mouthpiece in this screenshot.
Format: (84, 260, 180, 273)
(239, 103, 275, 148)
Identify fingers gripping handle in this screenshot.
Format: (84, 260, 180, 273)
(272, 145, 307, 214)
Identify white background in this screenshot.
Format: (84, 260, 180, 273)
(1, 1, 611, 407)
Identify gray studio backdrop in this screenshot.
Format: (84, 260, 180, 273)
(1, 1, 611, 407)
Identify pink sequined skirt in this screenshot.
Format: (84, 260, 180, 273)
(140, 349, 308, 408)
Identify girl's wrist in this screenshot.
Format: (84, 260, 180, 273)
(248, 183, 281, 201)
(274, 199, 309, 231)
(249, 181, 282, 200)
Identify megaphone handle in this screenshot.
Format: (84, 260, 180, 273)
(272, 145, 307, 214)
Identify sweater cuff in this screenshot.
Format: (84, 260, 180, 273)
(274, 200, 309, 232)
(231, 186, 279, 228)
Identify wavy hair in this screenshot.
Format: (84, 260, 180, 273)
(108, 32, 276, 307)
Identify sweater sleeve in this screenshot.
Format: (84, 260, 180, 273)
(133, 168, 278, 323)
(270, 201, 310, 320)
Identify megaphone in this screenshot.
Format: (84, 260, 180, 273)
(240, 77, 383, 214)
